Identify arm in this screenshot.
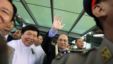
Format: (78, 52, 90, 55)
(48, 16, 63, 37)
(41, 16, 64, 64)
(42, 16, 64, 53)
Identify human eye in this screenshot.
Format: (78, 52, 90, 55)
(1, 9, 9, 15)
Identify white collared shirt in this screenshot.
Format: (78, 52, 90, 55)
(7, 39, 36, 64)
(5, 34, 8, 40)
(31, 45, 46, 64)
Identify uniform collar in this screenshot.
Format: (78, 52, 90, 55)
(58, 48, 68, 54)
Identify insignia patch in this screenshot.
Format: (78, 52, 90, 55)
(101, 47, 112, 63)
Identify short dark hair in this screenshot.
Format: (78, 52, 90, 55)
(38, 35, 43, 37)
(75, 38, 81, 43)
(75, 38, 84, 43)
(21, 25, 39, 36)
(83, 0, 103, 30)
(8, 0, 17, 21)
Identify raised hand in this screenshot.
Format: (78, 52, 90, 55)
(52, 16, 64, 30)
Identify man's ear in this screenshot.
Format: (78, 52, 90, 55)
(92, 3, 106, 17)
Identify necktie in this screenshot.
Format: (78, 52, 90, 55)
(31, 48, 35, 54)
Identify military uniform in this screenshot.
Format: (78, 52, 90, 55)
(51, 52, 68, 64)
(51, 49, 70, 64)
(83, 0, 113, 63)
(85, 38, 113, 64)
(70, 48, 87, 53)
(51, 48, 89, 64)
(52, 37, 113, 64)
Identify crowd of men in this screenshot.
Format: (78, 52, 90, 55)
(0, 0, 113, 64)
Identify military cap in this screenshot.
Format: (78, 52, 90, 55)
(83, 0, 101, 17)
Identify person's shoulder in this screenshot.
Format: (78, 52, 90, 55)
(70, 48, 85, 53)
(7, 39, 20, 44)
(8, 39, 20, 42)
(52, 48, 98, 64)
(84, 47, 98, 55)
(7, 39, 20, 48)
(70, 47, 97, 54)
(65, 47, 98, 64)
(83, 47, 98, 64)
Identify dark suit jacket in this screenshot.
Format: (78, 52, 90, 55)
(0, 35, 8, 64)
(42, 33, 56, 64)
(7, 35, 14, 42)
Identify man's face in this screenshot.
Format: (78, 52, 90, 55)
(38, 35, 43, 44)
(13, 30, 21, 39)
(1, 21, 14, 36)
(103, 0, 113, 42)
(92, 0, 113, 28)
(0, 0, 13, 33)
(34, 35, 43, 46)
(90, 0, 113, 42)
(95, 0, 113, 41)
(104, 0, 113, 27)
(76, 38, 84, 49)
(57, 34, 68, 49)
(21, 30, 38, 46)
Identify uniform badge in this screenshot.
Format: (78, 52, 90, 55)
(101, 47, 112, 63)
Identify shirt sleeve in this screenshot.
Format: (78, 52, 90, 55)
(48, 28, 58, 37)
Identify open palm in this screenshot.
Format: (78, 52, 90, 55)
(52, 16, 64, 30)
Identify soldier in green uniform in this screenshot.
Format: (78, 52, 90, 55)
(83, 0, 113, 64)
